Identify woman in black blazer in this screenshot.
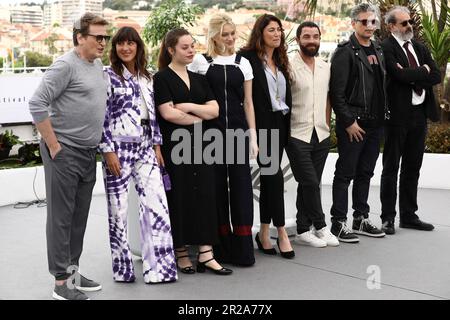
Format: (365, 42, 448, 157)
(240, 14, 294, 259)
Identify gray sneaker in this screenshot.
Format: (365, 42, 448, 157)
(52, 284, 89, 300)
(74, 274, 102, 292)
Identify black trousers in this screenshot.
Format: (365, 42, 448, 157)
(380, 106, 427, 223)
(257, 111, 287, 227)
(331, 123, 382, 223)
(286, 130, 330, 234)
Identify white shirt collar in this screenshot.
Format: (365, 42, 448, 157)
(392, 33, 411, 49)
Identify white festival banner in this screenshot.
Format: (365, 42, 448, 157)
(0, 73, 43, 124)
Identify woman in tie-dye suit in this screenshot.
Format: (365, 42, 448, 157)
(99, 27, 177, 284)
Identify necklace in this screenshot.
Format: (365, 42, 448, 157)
(265, 58, 281, 103)
(275, 67, 280, 101)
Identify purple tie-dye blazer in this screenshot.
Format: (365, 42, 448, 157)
(99, 66, 162, 153)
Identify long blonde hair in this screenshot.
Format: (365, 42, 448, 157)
(206, 13, 236, 57)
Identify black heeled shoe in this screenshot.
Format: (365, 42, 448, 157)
(255, 232, 277, 255)
(175, 248, 195, 274)
(276, 238, 295, 259)
(196, 249, 233, 275)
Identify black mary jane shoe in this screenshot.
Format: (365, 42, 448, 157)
(175, 249, 195, 274)
(276, 238, 295, 259)
(196, 249, 233, 275)
(255, 232, 277, 255)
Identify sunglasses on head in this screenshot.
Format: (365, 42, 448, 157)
(356, 19, 377, 26)
(86, 34, 111, 43)
(398, 19, 414, 27)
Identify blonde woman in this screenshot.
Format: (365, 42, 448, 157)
(189, 14, 258, 266)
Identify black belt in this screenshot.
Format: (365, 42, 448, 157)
(141, 119, 150, 125)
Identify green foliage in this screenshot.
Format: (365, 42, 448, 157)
(103, 0, 136, 10)
(193, 0, 242, 10)
(420, 7, 450, 115)
(426, 123, 450, 153)
(142, 0, 203, 48)
(18, 143, 42, 165)
(101, 25, 118, 66)
(24, 51, 52, 67)
(0, 130, 22, 150)
(329, 113, 337, 150)
(420, 12, 450, 69)
(300, 0, 320, 18)
(44, 33, 59, 55)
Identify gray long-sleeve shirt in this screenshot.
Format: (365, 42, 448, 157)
(29, 49, 107, 149)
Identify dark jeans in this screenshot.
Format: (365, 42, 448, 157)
(286, 130, 330, 234)
(330, 123, 382, 223)
(380, 106, 427, 223)
(40, 140, 97, 281)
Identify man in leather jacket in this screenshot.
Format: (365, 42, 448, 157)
(329, 3, 387, 243)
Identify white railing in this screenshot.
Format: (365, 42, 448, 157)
(0, 66, 48, 74)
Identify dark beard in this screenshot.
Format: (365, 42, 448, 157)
(300, 44, 319, 57)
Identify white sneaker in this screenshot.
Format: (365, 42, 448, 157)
(314, 227, 340, 247)
(295, 230, 327, 248)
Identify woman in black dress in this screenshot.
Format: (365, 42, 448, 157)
(240, 14, 295, 259)
(153, 28, 232, 275)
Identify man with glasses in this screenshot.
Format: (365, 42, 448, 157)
(380, 6, 441, 234)
(329, 3, 387, 243)
(29, 12, 109, 300)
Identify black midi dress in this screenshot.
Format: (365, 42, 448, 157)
(153, 67, 219, 248)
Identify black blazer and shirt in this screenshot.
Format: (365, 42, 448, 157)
(380, 34, 441, 222)
(381, 35, 441, 125)
(239, 49, 292, 227)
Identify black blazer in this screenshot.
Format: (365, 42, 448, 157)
(239, 49, 292, 146)
(381, 35, 441, 125)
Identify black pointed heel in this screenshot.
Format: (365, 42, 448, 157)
(276, 238, 295, 259)
(255, 232, 277, 255)
(175, 248, 195, 274)
(197, 249, 233, 275)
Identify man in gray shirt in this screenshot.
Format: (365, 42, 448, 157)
(29, 12, 109, 300)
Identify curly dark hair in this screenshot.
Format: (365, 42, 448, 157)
(241, 14, 290, 77)
(109, 26, 151, 82)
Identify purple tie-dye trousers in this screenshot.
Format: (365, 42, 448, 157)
(102, 127, 177, 284)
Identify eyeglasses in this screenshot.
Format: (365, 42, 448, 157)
(86, 34, 111, 43)
(398, 19, 414, 27)
(356, 19, 377, 26)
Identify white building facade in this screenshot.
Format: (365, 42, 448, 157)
(44, 0, 103, 27)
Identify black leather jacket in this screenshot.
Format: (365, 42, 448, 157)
(330, 33, 389, 128)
